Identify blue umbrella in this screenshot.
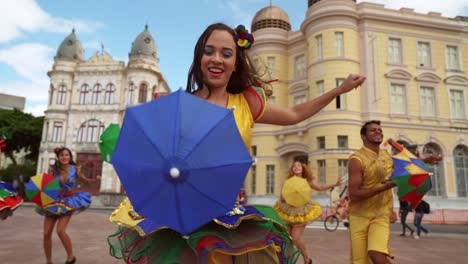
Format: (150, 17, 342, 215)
(112, 90, 253, 235)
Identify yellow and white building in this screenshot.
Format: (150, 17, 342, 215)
(37, 25, 170, 196)
(247, 0, 468, 206)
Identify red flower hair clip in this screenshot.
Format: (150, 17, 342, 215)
(234, 25, 254, 49)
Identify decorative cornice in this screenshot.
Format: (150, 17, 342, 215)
(275, 143, 310, 156)
(444, 75, 468, 86)
(415, 72, 442, 83)
(384, 69, 412, 80)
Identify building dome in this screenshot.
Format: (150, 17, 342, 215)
(55, 29, 84, 61)
(129, 24, 158, 60)
(251, 5, 291, 32)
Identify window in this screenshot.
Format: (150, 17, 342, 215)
(267, 56, 276, 78)
(336, 79, 346, 109)
(390, 83, 406, 114)
(338, 136, 348, 149)
(49, 84, 54, 105)
(138, 83, 148, 103)
(388, 38, 402, 64)
(317, 136, 325, 149)
(293, 95, 306, 106)
(417, 42, 432, 67)
(294, 55, 306, 79)
(420, 86, 435, 117)
(317, 80, 324, 95)
(446, 45, 460, 70)
(251, 145, 257, 156)
(318, 160, 326, 185)
(335, 32, 344, 57)
(266, 165, 275, 194)
(43, 121, 49, 142)
(56, 84, 67, 105)
(77, 119, 105, 143)
(52, 121, 63, 142)
(79, 84, 90, 105)
(91, 84, 102, 104)
(251, 165, 256, 195)
(449, 90, 465, 119)
(316, 35, 323, 59)
(104, 83, 115, 104)
(338, 159, 348, 178)
(127, 83, 136, 106)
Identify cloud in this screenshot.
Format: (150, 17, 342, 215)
(358, 0, 467, 18)
(0, 43, 52, 116)
(0, 43, 53, 84)
(0, 0, 104, 43)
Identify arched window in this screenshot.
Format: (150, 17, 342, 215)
(138, 83, 148, 103)
(49, 84, 54, 105)
(423, 143, 445, 197)
(77, 119, 105, 143)
(454, 145, 468, 197)
(91, 83, 102, 104)
(56, 84, 67, 105)
(104, 83, 115, 104)
(79, 84, 90, 104)
(127, 83, 136, 106)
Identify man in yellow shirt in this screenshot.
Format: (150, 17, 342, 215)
(348, 120, 396, 264)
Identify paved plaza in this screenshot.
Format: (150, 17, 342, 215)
(1, 206, 467, 264)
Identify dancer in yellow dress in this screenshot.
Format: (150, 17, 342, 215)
(275, 161, 340, 264)
(107, 23, 366, 264)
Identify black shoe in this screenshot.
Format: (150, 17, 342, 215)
(65, 257, 76, 264)
(308, 258, 313, 264)
(343, 222, 349, 228)
(399, 233, 405, 236)
(410, 230, 414, 237)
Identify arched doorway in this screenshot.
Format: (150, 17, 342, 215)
(423, 143, 445, 197)
(454, 145, 468, 197)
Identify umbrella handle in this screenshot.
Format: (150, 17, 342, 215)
(387, 138, 404, 152)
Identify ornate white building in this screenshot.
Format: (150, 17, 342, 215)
(37, 25, 170, 196)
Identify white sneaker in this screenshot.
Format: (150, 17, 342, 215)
(413, 234, 420, 239)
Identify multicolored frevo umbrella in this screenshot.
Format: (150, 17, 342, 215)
(25, 173, 61, 206)
(387, 139, 431, 209)
(99, 123, 120, 163)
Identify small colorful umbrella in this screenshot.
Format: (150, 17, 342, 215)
(112, 90, 253, 235)
(0, 181, 23, 212)
(281, 176, 312, 207)
(99, 123, 120, 163)
(25, 173, 61, 206)
(387, 139, 431, 208)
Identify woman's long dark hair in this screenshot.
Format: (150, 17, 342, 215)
(185, 23, 261, 96)
(53, 146, 76, 173)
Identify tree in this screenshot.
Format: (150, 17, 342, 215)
(0, 108, 44, 170)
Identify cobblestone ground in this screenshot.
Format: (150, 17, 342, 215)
(1, 207, 467, 264)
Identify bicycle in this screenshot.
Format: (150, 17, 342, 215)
(324, 186, 349, 232)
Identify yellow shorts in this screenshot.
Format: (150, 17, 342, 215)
(349, 214, 391, 264)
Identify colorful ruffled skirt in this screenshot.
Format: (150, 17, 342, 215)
(107, 198, 300, 263)
(0, 182, 23, 220)
(35, 191, 91, 217)
(274, 200, 322, 226)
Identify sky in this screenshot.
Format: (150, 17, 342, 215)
(0, 0, 467, 116)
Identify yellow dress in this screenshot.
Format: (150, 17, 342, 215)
(107, 89, 300, 264)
